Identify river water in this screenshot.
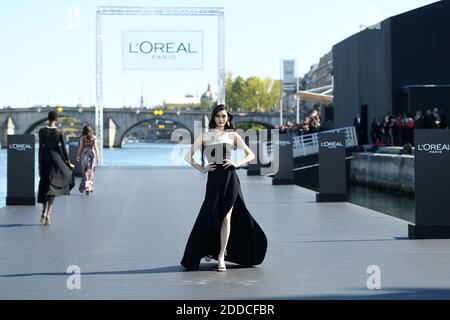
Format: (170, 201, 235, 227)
(0, 143, 414, 223)
(0, 142, 242, 208)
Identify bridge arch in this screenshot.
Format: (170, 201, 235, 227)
(24, 117, 50, 134)
(118, 117, 194, 146)
(24, 115, 94, 137)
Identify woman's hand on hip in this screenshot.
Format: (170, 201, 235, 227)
(203, 164, 217, 173)
(223, 159, 239, 169)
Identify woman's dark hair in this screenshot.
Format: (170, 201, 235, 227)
(209, 104, 235, 130)
(48, 111, 58, 122)
(81, 125, 94, 142)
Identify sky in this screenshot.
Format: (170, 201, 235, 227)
(0, 0, 439, 108)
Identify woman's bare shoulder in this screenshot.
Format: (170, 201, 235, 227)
(229, 131, 241, 141)
(201, 131, 212, 142)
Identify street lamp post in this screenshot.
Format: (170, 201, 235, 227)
(256, 91, 260, 112)
(296, 77, 300, 124)
(280, 94, 284, 127)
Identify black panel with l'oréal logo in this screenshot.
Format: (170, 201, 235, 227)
(272, 134, 295, 185)
(316, 132, 347, 203)
(410, 130, 450, 239)
(6, 135, 35, 206)
(247, 134, 261, 176)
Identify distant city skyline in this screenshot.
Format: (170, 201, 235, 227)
(0, 0, 439, 107)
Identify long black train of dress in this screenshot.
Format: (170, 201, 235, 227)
(37, 127, 74, 204)
(181, 143, 268, 270)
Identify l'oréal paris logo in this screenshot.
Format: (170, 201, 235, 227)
(417, 144, 450, 154)
(123, 31, 203, 69)
(9, 144, 32, 151)
(321, 142, 344, 149)
(129, 41, 198, 55)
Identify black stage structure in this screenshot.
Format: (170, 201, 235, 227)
(332, 0, 450, 138)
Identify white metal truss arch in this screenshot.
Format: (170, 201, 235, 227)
(95, 6, 225, 164)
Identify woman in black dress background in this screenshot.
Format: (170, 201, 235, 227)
(181, 104, 268, 272)
(37, 111, 74, 225)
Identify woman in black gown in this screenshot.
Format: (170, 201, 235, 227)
(181, 104, 268, 272)
(37, 111, 74, 225)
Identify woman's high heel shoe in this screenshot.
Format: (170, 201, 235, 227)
(40, 211, 47, 225)
(204, 255, 213, 262)
(44, 215, 51, 226)
(217, 256, 226, 272)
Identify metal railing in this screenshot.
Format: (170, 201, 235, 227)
(267, 126, 358, 159)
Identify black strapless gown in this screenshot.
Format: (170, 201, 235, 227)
(181, 143, 268, 270)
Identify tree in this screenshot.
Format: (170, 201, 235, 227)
(225, 73, 281, 112)
(226, 73, 245, 110)
(200, 99, 213, 110)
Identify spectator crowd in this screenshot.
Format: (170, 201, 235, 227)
(366, 108, 447, 147)
(276, 109, 324, 136)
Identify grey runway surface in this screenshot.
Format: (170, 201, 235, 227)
(1, 167, 450, 300)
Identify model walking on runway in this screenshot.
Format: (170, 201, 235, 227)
(76, 125, 99, 195)
(181, 104, 268, 272)
(37, 111, 75, 225)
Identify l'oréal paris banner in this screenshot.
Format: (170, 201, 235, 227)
(283, 60, 295, 84)
(123, 31, 203, 70)
(411, 130, 450, 239)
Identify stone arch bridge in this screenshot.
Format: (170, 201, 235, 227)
(1, 107, 295, 147)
